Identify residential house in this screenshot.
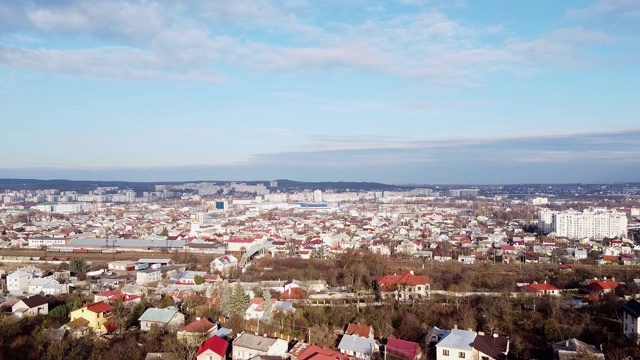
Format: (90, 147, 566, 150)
(433, 248, 453, 262)
(291, 279, 329, 294)
(458, 255, 476, 265)
(427, 326, 451, 345)
(621, 299, 640, 344)
(472, 334, 509, 360)
(436, 329, 476, 360)
(337, 334, 379, 360)
(7, 270, 32, 295)
(120, 284, 148, 298)
(288, 342, 313, 360)
(60, 318, 91, 338)
(227, 238, 257, 252)
(172, 270, 207, 285)
(385, 338, 421, 360)
(574, 248, 588, 260)
(297, 344, 347, 360)
(196, 335, 229, 360)
(520, 282, 562, 296)
(279, 286, 307, 300)
(552, 338, 604, 360)
(137, 268, 162, 285)
(177, 317, 218, 344)
(12, 294, 48, 317)
(210, 255, 238, 273)
(245, 298, 295, 320)
(345, 323, 374, 339)
(28, 277, 68, 296)
(376, 271, 431, 300)
(108, 260, 137, 271)
(69, 301, 115, 335)
(583, 278, 620, 295)
(231, 332, 289, 360)
(94, 290, 141, 307)
(395, 240, 420, 256)
(139, 306, 185, 332)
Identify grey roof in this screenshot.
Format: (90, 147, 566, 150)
(273, 301, 293, 313)
(139, 307, 180, 324)
(29, 278, 53, 286)
(436, 329, 476, 351)
(622, 299, 640, 318)
(138, 258, 173, 264)
(338, 334, 377, 354)
(233, 332, 278, 351)
(67, 238, 185, 249)
(213, 327, 232, 338)
(552, 338, 604, 360)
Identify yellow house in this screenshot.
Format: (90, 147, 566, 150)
(69, 301, 115, 335)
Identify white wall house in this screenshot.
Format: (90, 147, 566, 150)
(232, 332, 288, 360)
(7, 271, 33, 295)
(622, 299, 640, 344)
(136, 268, 162, 285)
(436, 329, 477, 360)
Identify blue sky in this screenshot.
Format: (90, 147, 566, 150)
(0, 0, 639, 184)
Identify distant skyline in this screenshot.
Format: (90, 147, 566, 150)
(1, 1, 639, 183)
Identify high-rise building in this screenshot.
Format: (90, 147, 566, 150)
(538, 208, 627, 239)
(449, 189, 479, 198)
(313, 190, 322, 203)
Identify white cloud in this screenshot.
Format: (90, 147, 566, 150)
(0, 1, 631, 84)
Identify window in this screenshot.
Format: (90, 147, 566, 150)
(442, 349, 449, 356)
(459, 352, 465, 358)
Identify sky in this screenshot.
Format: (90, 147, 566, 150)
(0, 0, 639, 184)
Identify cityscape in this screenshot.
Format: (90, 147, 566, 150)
(1, 0, 640, 360)
(0, 179, 640, 359)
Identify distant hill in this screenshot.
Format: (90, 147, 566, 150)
(0, 178, 412, 193)
(273, 179, 412, 191)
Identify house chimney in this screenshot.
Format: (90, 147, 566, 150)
(454, 325, 458, 329)
(196, 317, 201, 321)
(478, 331, 485, 336)
(409, 271, 414, 275)
(468, 328, 473, 332)
(493, 333, 498, 338)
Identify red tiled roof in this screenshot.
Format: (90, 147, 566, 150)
(346, 323, 372, 338)
(196, 335, 228, 358)
(299, 344, 347, 360)
(377, 272, 430, 291)
(228, 238, 255, 243)
(279, 287, 307, 300)
(586, 280, 620, 291)
(386, 338, 420, 360)
(85, 301, 115, 313)
(181, 317, 217, 333)
(96, 290, 140, 303)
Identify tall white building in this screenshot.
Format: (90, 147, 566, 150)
(538, 208, 556, 233)
(538, 208, 627, 240)
(313, 189, 322, 203)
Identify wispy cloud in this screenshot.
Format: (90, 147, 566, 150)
(0, 1, 631, 84)
(245, 129, 640, 168)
